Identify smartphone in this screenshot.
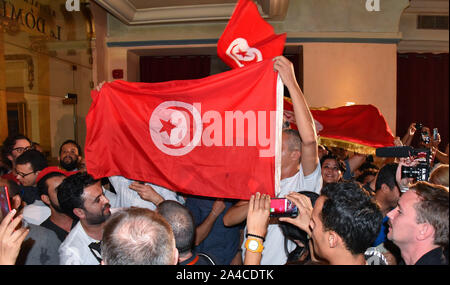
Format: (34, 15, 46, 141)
(269, 198, 298, 217)
(0, 186, 12, 220)
(433, 128, 439, 140)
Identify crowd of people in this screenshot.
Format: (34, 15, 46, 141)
(0, 56, 448, 266)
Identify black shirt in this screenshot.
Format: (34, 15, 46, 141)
(40, 218, 78, 242)
(415, 247, 448, 265)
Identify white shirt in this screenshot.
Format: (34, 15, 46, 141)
(59, 221, 101, 265)
(23, 199, 51, 225)
(242, 163, 323, 265)
(108, 175, 185, 210)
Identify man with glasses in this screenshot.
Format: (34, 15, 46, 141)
(15, 149, 50, 225)
(1, 134, 33, 184)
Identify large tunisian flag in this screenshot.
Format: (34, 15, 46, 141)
(217, 0, 286, 69)
(85, 60, 283, 200)
(283, 98, 395, 154)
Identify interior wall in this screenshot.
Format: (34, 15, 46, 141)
(302, 42, 398, 135)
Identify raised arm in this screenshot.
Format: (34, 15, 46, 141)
(273, 56, 318, 176)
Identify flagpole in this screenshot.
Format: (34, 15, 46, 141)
(274, 74, 284, 197)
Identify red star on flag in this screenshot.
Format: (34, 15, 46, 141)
(159, 118, 177, 137)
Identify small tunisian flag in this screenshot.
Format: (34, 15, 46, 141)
(85, 60, 284, 200)
(217, 0, 286, 69)
(283, 98, 395, 154)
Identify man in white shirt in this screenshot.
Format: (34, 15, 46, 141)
(108, 175, 185, 210)
(57, 172, 112, 265)
(223, 56, 322, 265)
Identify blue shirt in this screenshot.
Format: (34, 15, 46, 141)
(185, 196, 242, 265)
(373, 216, 389, 247)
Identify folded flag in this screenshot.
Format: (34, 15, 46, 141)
(283, 98, 395, 154)
(217, 0, 286, 69)
(85, 60, 284, 200)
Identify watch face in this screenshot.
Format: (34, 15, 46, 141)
(248, 240, 259, 251)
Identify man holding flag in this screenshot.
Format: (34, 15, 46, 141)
(223, 56, 322, 265)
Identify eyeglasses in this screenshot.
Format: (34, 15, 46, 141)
(12, 146, 33, 154)
(16, 170, 35, 178)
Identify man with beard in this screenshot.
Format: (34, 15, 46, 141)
(57, 172, 112, 265)
(58, 140, 83, 172)
(36, 167, 78, 242)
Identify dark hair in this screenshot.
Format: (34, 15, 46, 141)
(15, 149, 48, 172)
(356, 168, 379, 184)
(375, 163, 398, 192)
(321, 182, 383, 255)
(56, 172, 98, 219)
(157, 200, 195, 255)
(320, 153, 346, 173)
(280, 191, 319, 264)
(101, 207, 175, 265)
(59, 139, 82, 156)
(37, 172, 66, 197)
(1, 134, 32, 167)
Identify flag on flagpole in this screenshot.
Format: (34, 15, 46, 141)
(217, 0, 286, 69)
(85, 60, 284, 200)
(283, 97, 395, 154)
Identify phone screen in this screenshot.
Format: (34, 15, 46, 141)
(0, 186, 12, 220)
(269, 198, 298, 217)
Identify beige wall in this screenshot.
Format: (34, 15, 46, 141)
(302, 42, 397, 135)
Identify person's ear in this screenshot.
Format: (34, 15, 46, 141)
(381, 183, 390, 193)
(417, 223, 435, 241)
(73, 208, 85, 219)
(41, 194, 50, 206)
(328, 232, 339, 248)
(173, 248, 179, 265)
(290, 149, 301, 161)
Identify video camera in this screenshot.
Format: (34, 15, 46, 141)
(375, 146, 431, 181)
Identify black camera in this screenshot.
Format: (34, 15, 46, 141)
(400, 149, 431, 181)
(401, 163, 429, 181)
(375, 146, 431, 181)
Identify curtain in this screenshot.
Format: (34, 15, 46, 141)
(140, 55, 211, 83)
(397, 53, 449, 150)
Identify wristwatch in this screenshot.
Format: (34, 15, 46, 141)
(245, 238, 264, 253)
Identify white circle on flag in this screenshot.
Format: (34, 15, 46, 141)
(149, 101, 203, 156)
(226, 38, 263, 67)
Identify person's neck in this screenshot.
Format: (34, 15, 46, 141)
(49, 209, 74, 233)
(281, 163, 299, 180)
(80, 220, 104, 241)
(329, 252, 366, 265)
(400, 242, 439, 265)
(178, 251, 193, 263)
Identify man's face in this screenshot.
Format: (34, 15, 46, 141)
(386, 190, 421, 248)
(59, 143, 80, 171)
(385, 184, 401, 210)
(309, 196, 329, 260)
(45, 176, 66, 212)
(80, 182, 111, 225)
(281, 133, 300, 171)
(9, 139, 32, 163)
(321, 159, 342, 184)
(15, 162, 38, 186)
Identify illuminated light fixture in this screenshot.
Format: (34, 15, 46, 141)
(345, 102, 355, 106)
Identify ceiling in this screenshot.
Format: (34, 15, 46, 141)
(93, 0, 289, 25)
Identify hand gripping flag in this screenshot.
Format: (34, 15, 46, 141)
(217, 0, 286, 69)
(85, 60, 284, 200)
(283, 98, 395, 155)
